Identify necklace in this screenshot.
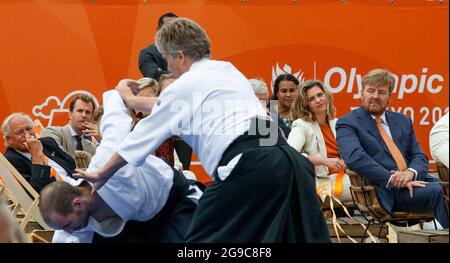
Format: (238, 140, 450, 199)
(278, 109, 291, 120)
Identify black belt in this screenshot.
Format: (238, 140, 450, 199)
(218, 118, 287, 167)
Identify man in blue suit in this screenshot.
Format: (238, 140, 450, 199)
(336, 69, 448, 229)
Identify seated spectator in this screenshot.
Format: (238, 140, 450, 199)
(42, 95, 97, 158)
(249, 78, 291, 139)
(249, 78, 269, 104)
(2, 113, 77, 192)
(138, 77, 159, 97)
(133, 77, 159, 119)
(93, 105, 104, 126)
(0, 196, 25, 243)
(120, 77, 158, 121)
(269, 74, 299, 136)
(157, 73, 176, 94)
(430, 112, 449, 168)
(288, 80, 351, 202)
(40, 90, 202, 243)
(336, 69, 448, 229)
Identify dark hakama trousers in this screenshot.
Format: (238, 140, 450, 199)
(185, 119, 330, 243)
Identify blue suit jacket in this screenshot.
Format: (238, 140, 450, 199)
(335, 106, 429, 212)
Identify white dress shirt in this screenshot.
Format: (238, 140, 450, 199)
(118, 59, 268, 179)
(53, 90, 175, 243)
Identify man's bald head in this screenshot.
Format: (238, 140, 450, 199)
(39, 182, 83, 224)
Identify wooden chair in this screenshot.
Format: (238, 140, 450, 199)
(0, 181, 18, 212)
(347, 170, 436, 242)
(74, 150, 92, 169)
(321, 195, 356, 217)
(436, 161, 449, 209)
(0, 153, 51, 232)
(27, 230, 54, 243)
(0, 180, 6, 198)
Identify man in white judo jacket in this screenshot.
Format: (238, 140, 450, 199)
(72, 18, 329, 242)
(39, 90, 201, 243)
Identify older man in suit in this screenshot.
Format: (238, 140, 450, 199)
(2, 113, 77, 192)
(336, 69, 448, 229)
(42, 95, 97, 158)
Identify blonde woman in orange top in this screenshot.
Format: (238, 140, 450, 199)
(287, 80, 351, 202)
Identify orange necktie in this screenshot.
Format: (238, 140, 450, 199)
(41, 155, 62, 182)
(375, 117, 407, 171)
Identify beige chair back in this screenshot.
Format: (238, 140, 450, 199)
(0, 153, 51, 230)
(74, 150, 92, 169)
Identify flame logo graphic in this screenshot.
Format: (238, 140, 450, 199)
(271, 63, 305, 92)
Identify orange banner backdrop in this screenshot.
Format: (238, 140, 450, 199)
(0, 0, 448, 183)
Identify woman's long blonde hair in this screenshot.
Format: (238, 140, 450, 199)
(291, 80, 336, 122)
